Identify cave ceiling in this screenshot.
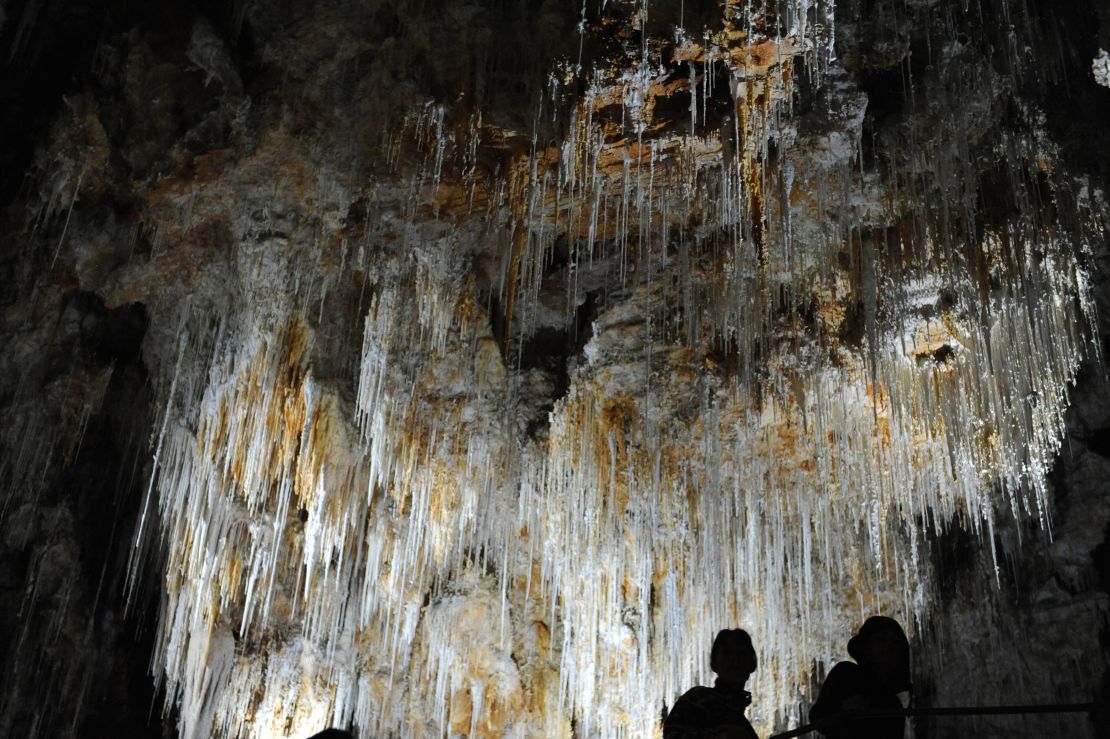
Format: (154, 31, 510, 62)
(2, 0, 1109, 737)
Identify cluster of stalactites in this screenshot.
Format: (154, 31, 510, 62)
(128, 2, 1105, 738)
(135, 240, 527, 737)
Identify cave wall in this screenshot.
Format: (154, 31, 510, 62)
(2, 0, 1110, 737)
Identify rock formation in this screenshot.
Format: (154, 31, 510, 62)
(1, 0, 1109, 737)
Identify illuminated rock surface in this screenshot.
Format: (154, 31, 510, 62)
(1, 1, 1110, 737)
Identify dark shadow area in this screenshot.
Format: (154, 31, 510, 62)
(0, 290, 173, 737)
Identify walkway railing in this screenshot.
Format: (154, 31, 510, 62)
(767, 702, 1099, 739)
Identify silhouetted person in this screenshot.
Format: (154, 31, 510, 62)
(809, 616, 912, 739)
(663, 628, 760, 739)
(305, 730, 354, 739)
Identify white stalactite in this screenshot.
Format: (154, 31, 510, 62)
(122, 2, 1104, 737)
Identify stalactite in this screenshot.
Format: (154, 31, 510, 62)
(4, 0, 1106, 737)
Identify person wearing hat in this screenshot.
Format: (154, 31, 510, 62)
(663, 628, 761, 739)
(809, 616, 912, 739)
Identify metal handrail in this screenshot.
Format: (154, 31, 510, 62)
(767, 702, 1099, 739)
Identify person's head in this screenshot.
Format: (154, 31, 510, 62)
(710, 629, 757, 685)
(847, 616, 910, 686)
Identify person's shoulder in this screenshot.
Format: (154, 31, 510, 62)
(821, 661, 865, 686)
(675, 685, 716, 701)
(825, 660, 862, 677)
(671, 684, 716, 709)
(810, 661, 866, 722)
(665, 684, 715, 730)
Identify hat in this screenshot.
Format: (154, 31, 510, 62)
(847, 616, 908, 662)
